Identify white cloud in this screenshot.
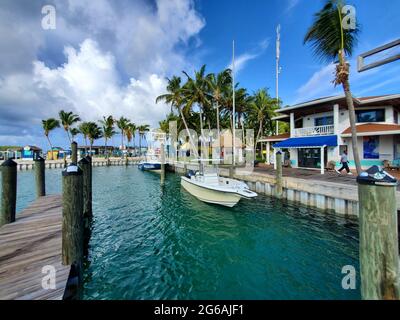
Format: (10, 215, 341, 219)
(33, 39, 169, 126)
(293, 63, 341, 104)
(0, 0, 205, 148)
(227, 39, 270, 73)
(286, 0, 300, 13)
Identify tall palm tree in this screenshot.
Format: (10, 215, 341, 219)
(87, 122, 102, 156)
(99, 116, 115, 160)
(304, 0, 361, 173)
(206, 69, 232, 137)
(137, 124, 150, 156)
(42, 118, 60, 160)
(125, 123, 137, 154)
(156, 76, 199, 158)
(116, 117, 129, 152)
(59, 110, 80, 144)
(79, 122, 91, 155)
(182, 65, 211, 134)
(69, 128, 80, 142)
(249, 89, 278, 149)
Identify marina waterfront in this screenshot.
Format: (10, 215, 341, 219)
(1, 166, 360, 299)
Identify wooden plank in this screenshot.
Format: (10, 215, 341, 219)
(0, 195, 70, 300)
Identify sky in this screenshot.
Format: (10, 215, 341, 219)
(0, 0, 399, 150)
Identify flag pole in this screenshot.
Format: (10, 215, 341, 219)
(276, 24, 280, 135)
(232, 40, 236, 166)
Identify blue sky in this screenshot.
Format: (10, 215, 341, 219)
(0, 0, 399, 151)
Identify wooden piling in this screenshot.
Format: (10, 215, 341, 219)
(161, 143, 165, 186)
(71, 141, 78, 164)
(34, 156, 46, 198)
(85, 156, 93, 219)
(78, 157, 92, 226)
(62, 164, 84, 267)
(357, 177, 400, 300)
(0, 159, 17, 227)
(275, 151, 283, 197)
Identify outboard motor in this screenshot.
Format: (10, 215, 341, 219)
(185, 170, 197, 178)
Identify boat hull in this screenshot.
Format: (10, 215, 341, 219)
(138, 163, 161, 171)
(181, 177, 242, 207)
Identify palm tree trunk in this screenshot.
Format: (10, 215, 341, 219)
(343, 80, 361, 174)
(46, 135, 53, 160)
(179, 108, 199, 159)
(216, 101, 220, 137)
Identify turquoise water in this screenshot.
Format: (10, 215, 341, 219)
(1, 166, 361, 299)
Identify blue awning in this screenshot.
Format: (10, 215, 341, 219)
(273, 135, 338, 148)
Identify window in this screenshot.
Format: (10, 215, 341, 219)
(363, 136, 379, 159)
(356, 109, 385, 123)
(295, 118, 303, 128)
(314, 116, 333, 126)
(394, 110, 398, 124)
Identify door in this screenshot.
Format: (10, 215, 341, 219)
(298, 148, 326, 169)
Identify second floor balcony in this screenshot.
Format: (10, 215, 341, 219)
(293, 124, 335, 137)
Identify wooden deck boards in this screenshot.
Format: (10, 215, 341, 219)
(0, 195, 70, 300)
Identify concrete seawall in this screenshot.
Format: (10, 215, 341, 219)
(13, 157, 142, 171)
(172, 161, 400, 217)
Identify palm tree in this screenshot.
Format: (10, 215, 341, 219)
(99, 116, 115, 160)
(206, 69, 232, 137)
(42, 118, 60, 160)
(86, 122, 102, 155)
(137, 124, 150, 156)
(79, 122, 91, 155)
(125, 123, 137, 154)
(116, 117, 129, 152)
(249, 89, 278, 149)
(59, 110, 80, 144)
(156, 76, 199, 158)
(182, 65, 211, 134)
(304, 0, 361, 173)
(99, 116, 115, 159)
(69, 128, 80, 142)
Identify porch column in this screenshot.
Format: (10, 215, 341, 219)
(274, 149, 278, 170)
(290, 113, 295, 137)
(266, 141, 270, 165)
(333, 104, 339, 135)
(276, 120, 279, 135)
(321, 146, 325, 175)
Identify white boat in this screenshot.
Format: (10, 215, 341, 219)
(181, 171, 257, 207)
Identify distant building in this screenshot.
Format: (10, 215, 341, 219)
(22, 145, 42, 160)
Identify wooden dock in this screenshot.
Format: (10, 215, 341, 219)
(0, 195, 70, 300)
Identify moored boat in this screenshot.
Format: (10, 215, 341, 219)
(181, 171, 257, 207)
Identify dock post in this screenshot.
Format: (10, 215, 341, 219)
(357, 166, 400, 300)
(161, 143, 165, 186)
(229, 166, 234, 179)
(71, 141, 78, 164)
(275, 151, 283, 198)
(85, 156, 93, 219)
(34, 156, 46, 198)
(78, 157, 92, 229)
(61, 163, 84, 268)
(0, 159, 17, 227)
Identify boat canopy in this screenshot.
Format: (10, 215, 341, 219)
(273, 135, 338, 148)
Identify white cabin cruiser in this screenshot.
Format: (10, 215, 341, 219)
(181, 170, 257, 207)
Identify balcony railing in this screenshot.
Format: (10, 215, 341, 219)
(293, 124, 335, 137)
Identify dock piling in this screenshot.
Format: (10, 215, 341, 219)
(71, 141, 78, 164)
(357, 166, 400, 300)
(78, 157, 92, 227)
(85, 156, 93, 219)
(161, 143, 165, 186)
(0, 159, 17, 227)
(275, 151, 283, 197)
(62, 163, 84, 268)
(34, 156, 46, 198)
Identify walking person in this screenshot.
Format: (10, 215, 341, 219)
(335, 150, 352, 175)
